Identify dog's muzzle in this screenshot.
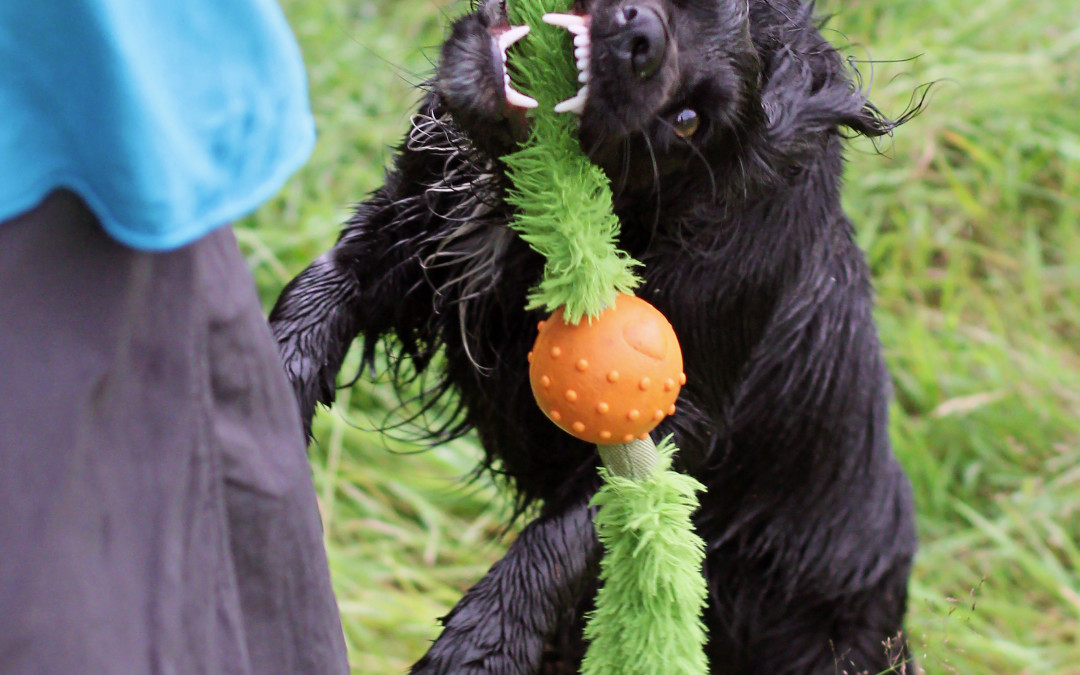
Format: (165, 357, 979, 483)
(610, 5, 667, 80)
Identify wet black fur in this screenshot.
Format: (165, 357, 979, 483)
(270, 0, 921, 672)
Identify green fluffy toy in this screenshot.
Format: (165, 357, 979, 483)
(502, 3, 638, 323)
(499, 0, 710, 673)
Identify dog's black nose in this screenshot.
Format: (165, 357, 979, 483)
(614, 5, 667, 79)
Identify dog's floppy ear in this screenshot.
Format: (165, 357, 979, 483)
(838, 98, 900, 139)
(757, 37, 923, 172)
(755, 7, 928, 153)
(830, 67, 927, 141)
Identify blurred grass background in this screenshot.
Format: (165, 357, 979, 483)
(238, 0, 1080, 672)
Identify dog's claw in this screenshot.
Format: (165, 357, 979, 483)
(544, 13, 591, 114)
(493, 25, 538, 109)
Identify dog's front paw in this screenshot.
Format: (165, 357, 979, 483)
(276, 347, 334, 434)
(410, 594, 546, 675)
(412, 648, 536, 675)
(411, 641, 542, 675)
(268, 252, 360, 436)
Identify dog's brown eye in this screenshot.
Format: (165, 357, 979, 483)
(673, 109, 700, 138)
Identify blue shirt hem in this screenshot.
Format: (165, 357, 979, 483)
(0, 118, 315, 252)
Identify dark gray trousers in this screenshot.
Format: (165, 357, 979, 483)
(0, 191, 348, 674)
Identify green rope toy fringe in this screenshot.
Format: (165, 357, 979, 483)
(504, 0, 639, 323)
(587, 438, 708, 675)
(502, 1, 710, 673)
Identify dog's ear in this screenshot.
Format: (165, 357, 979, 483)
(754, 6, 926, 153)
(757, 28, 922, 167)
(788, 75, 898, 141)
(838, 86, 928, 142)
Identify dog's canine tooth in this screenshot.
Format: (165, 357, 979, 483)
(553, 86, 587, 114)
(544, 13, 589, 37)
(506, 85, 539, 109)
(495, 25, 538, 109)
(497, 24, 531, 53)
(544, 12, 591, 114)
(542, 12, 586, 29)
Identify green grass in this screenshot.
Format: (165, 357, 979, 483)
(238, 0, 1080, 672)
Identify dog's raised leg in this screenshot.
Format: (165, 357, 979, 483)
(411, 499, 599, 675)
(269, 249, 363, 436)
(270, 0, 544, 434)
(269, 155, 451, 436)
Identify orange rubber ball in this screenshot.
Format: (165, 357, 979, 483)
(528, 294, 685, 445)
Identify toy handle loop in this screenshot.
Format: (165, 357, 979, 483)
(597, 437, 659, 481)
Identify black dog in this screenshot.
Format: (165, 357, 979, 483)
(270, 0, 920, 672)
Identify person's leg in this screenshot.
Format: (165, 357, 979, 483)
(0, 190, 346, 674)
(195, 222, 349, 674)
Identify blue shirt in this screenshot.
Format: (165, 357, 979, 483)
(0, 1, 314, 250)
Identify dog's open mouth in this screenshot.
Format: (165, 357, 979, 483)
(483, 0, 722, 185)
(542, 13, 592, 114)
(491, 12, 592, 115)
(494, 24, 539, 109)
(543, 7, 671, 123)
(539, 3, 680, 165)
(497, 2, 672, 128)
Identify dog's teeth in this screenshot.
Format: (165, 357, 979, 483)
(553, 85, 588, 114)
(542, 12, 590, 115)
(544, 13, 589, 35)
(542, 13, 586, 29)
(505, 84, 539, 109)
(553, 96, 585, 115)
(497, 25, 531, 54)
(493, 25, 536, 110)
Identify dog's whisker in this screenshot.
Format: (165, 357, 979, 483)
(640, 131, 662, 241)
(610, 136, 633, 204)
(657, 116, 719, 203)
